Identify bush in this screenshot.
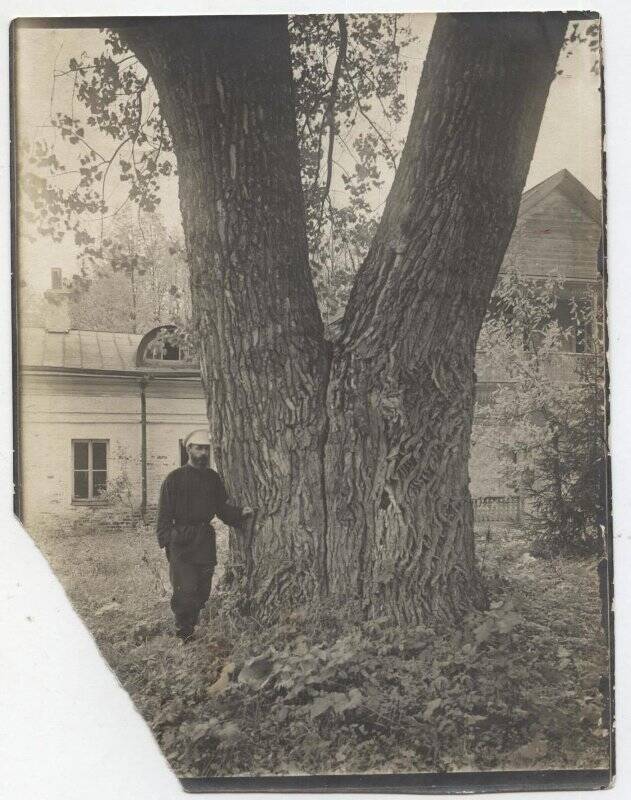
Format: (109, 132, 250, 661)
(474, 271, 606, 557)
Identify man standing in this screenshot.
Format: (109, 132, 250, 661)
(156, 429, 253, 641)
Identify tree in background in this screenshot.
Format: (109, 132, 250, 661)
(67, 207, 190, 332)
(20, 15, 415, 326)
(291, 15, 414, 321)
(19, 13, 580, 622)
(474, 270, 605, 557)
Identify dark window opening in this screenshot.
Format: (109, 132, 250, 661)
(51, 268, 63, 291)
(146, 339, 181, 361)
(163, 341, 180, 360)
(72, 440, 108, 501)
(179, 439, 188, 466)
(556, 297, 593, 353)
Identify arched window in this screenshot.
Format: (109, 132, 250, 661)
(145, 336, 182, 361)
(136, 325, 196, 368)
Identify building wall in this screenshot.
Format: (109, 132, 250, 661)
(500, 188, 600, 280)
(145, 383, 209, 506)
(19, 372, 207, 524)
(469, 437, 505, 499)
(469, 186, 602, 517)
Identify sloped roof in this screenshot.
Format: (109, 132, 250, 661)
(20, 328, 144, 372)
(519, 169, 602, 223)
(20, 324, 200, 374)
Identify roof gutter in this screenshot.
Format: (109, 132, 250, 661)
(139, 376, 150, 519)
(19, 365, 201, 379)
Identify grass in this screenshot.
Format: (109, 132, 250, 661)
(28, 514, 611, 779)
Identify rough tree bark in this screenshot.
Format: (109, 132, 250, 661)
(117, 17, 331, 610)
(324, 13, 568, 623)
(117, 13, 568, 623)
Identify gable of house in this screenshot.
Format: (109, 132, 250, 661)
(500, 169, 602, 281)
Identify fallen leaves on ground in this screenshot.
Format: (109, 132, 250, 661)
(29, 520, 610, 778)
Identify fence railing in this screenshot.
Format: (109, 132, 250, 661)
(473, 495, 521, 523)
(475, 352, 597, 386)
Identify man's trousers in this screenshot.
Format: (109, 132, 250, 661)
(166, 548, 214, 638)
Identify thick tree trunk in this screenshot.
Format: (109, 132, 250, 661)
(118, 17, 331, 613)
(118, 13, 568, 625)
(324, 13, 568, 623)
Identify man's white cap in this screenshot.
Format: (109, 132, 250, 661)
(185, 429, 211, 447)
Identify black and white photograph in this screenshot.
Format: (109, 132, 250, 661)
(9, 9, 613, 791)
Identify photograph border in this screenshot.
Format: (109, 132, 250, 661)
(6, 9, 617, 796)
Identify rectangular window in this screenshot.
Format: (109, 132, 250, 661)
(574, 298, 593, 354)
(72, 440, 108, 501)
(51, 267, 62, 291)
(475, 383, 492, 408)
(555, 296, 594, 354)
(146, 339, 181, 361)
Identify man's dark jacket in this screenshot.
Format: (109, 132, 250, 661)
(156, 464, 243, 565)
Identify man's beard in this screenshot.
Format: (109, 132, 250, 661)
(190, 453, 209, 468)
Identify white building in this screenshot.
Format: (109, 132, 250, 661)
(16, 320, 207, 525)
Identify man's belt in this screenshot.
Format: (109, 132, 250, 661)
(173, 519, 211, 527)
(171, 521, 213, 547)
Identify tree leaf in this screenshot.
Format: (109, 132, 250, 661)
(207, 662, 236, 696)
(238, 653, 275, 689)
(422, 698, 443, 721)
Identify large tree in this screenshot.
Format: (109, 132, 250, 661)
(26, 13, 573, 622)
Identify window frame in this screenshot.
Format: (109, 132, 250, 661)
(51, 267, 63, 291)
(145, 338, 182, 362)
(555, 286, 597, 355)
(71, 439, 109, 504)
(135, 325, 197, 369)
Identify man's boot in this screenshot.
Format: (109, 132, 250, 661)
(174, 612, 195, 643)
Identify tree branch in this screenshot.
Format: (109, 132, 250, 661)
(53, 54, 138, 78)
(346, 69, 398, 171)
(316, 14, 348, 238)
(100, 73, 150, 238)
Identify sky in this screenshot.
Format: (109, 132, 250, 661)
(14, 15, 603, 292)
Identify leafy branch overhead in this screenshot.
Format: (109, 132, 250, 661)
(21, 14, 416, 322)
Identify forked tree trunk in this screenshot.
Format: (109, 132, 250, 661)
(117, 13, 568, 623)
(118, 17, 331, 612)
(324, 13, 568, 623)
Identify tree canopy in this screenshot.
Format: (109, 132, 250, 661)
(21, 14, 421, 322)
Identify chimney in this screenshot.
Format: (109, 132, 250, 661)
(43, 268, 72, 333)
